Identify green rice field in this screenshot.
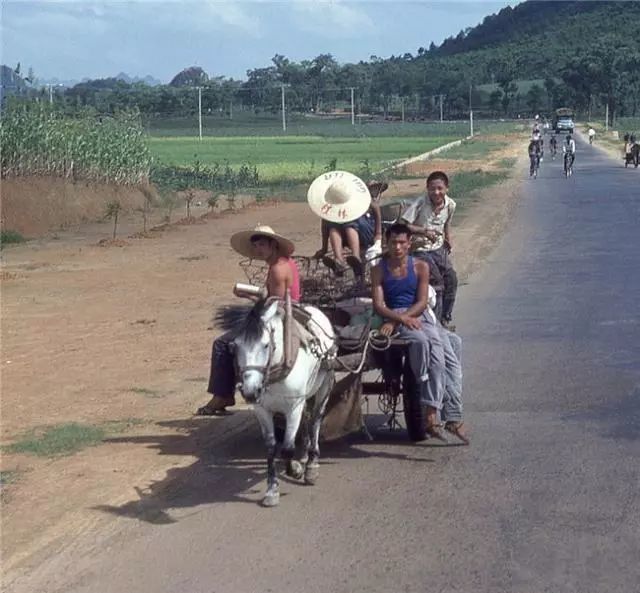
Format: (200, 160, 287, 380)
(147, 135, 453, 182)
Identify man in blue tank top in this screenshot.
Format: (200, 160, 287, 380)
(371, 223, 447, 439)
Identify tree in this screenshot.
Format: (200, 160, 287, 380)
(526, 84, 544, 114)
(169, 67, 208, 87)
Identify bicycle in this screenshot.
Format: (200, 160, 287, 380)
(529, 153, 541, 178)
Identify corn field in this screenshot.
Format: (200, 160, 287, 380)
(0, 102, 151, 184)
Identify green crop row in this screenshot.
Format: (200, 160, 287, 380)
(0, 102, 151, 185)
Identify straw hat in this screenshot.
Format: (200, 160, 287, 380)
(366, 180, 389, 200)
(230, 224, 295, 259)
(307, 171, 371, 223)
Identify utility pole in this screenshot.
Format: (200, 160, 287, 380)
(350, 87, 355, 126)
(229, 99, 233, 120)
(439, 94, 444, 123)
(469, 84, 474, 137)
(605, 101, 609, 133)
(48, 84, 53, 104)
(197, 86, 203, 141)
(401, 97, 405, 123)
(281, 84, 287, 132)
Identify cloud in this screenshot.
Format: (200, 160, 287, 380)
(290, 0, 374, 37)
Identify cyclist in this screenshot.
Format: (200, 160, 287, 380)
(549, 134, 558, 158)
(588, 127, 596, 145)
(528, 137, 542, 178)
(563, 134, 576, 176)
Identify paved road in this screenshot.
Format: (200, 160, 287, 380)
(15, 137, 640, 593)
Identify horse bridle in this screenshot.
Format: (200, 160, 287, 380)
(235, 325, 285, 388)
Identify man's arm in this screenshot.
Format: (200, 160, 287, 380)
(370, 202, 383, 243)
(266, 261, 290, 299)
(444, 201, 456, 250)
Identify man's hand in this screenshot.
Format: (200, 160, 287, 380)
(380, 322, 396, 337)
(400, 315, 422, 330)
(444, 239, 453, 253)
(421, 229, 439, 242)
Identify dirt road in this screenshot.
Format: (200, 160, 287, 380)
(1, 151, 523, 587)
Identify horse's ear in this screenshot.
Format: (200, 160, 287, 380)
(262, 299, 280, 323)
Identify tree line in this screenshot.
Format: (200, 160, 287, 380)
(6, 1, 640, 122)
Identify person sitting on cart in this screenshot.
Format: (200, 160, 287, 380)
(400, 171, 458, 329)
(310, 173, 386, 277)
(196, 225, 300, 416)
(371, 222, 446, 440)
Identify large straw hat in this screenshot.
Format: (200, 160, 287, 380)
(230, 224, 295, 259)
(307, 171, 371, 223)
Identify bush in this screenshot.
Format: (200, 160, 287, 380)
(0, 230, 26, 246)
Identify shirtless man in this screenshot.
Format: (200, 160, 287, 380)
(196, 225, 300, 415)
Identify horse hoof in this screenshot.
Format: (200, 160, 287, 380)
(304, 465, 319, 485)
(262, 492, 280, 507)
(286, 460, 304, 480)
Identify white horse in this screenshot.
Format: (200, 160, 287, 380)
(232, 298, 336, 507)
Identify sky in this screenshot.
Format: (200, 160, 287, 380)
(1, 0, 518, 84)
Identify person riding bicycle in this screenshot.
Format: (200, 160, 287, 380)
(549, 134, 558, 157)
(588, 127, 596, 145)
(528, 138, 542, 177)
(563, 134, 576, 165)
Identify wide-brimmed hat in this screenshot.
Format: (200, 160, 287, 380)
(366, 180, 389, 199)
(307, 171, 371, 223)
(230, 224, 295, 259)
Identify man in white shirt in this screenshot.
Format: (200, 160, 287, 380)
(588, 127, 596, 144)
(400, 171, 458, 328)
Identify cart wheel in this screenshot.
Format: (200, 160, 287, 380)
(402, 361, 427, 442)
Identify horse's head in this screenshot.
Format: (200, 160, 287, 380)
(233, 299, 282, 403)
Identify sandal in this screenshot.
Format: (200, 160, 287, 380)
(195, 396, 235, 416)
(346, 255, 364, 277)
(322, 255, 349, 277)
(425, 422, 448, 442)
(444, 421, 470, 445)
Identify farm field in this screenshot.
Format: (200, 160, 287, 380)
(143, 113, 519, 138)
(147, 135, 453, 182)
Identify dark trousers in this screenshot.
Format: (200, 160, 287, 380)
(415, 247, 458, 322)
(207, 331, 237, 401)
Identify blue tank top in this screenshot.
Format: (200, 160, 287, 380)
(382, 256, 418, 309)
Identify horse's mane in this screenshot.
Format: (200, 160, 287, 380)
(213, 299, 273, 341)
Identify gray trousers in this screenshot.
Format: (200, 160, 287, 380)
(392, 308, 445, 410)
(440, 328, 463, 423)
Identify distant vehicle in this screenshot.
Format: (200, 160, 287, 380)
(554, 108, 575, 134)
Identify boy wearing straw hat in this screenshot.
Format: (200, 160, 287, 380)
(196, 225, 300, 415)
(309, 172, 384, 277)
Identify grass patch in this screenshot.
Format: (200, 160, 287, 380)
(496, 157, 517, 169)
(4, 419, 144, 458)
(450, 169, 510, 204)
(0, 470, 20, 487)
(439, 138, 507, 160)
(5, 423, 107, 457)
(1, 230, 26, 247)
(130, 387, 164, 398)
